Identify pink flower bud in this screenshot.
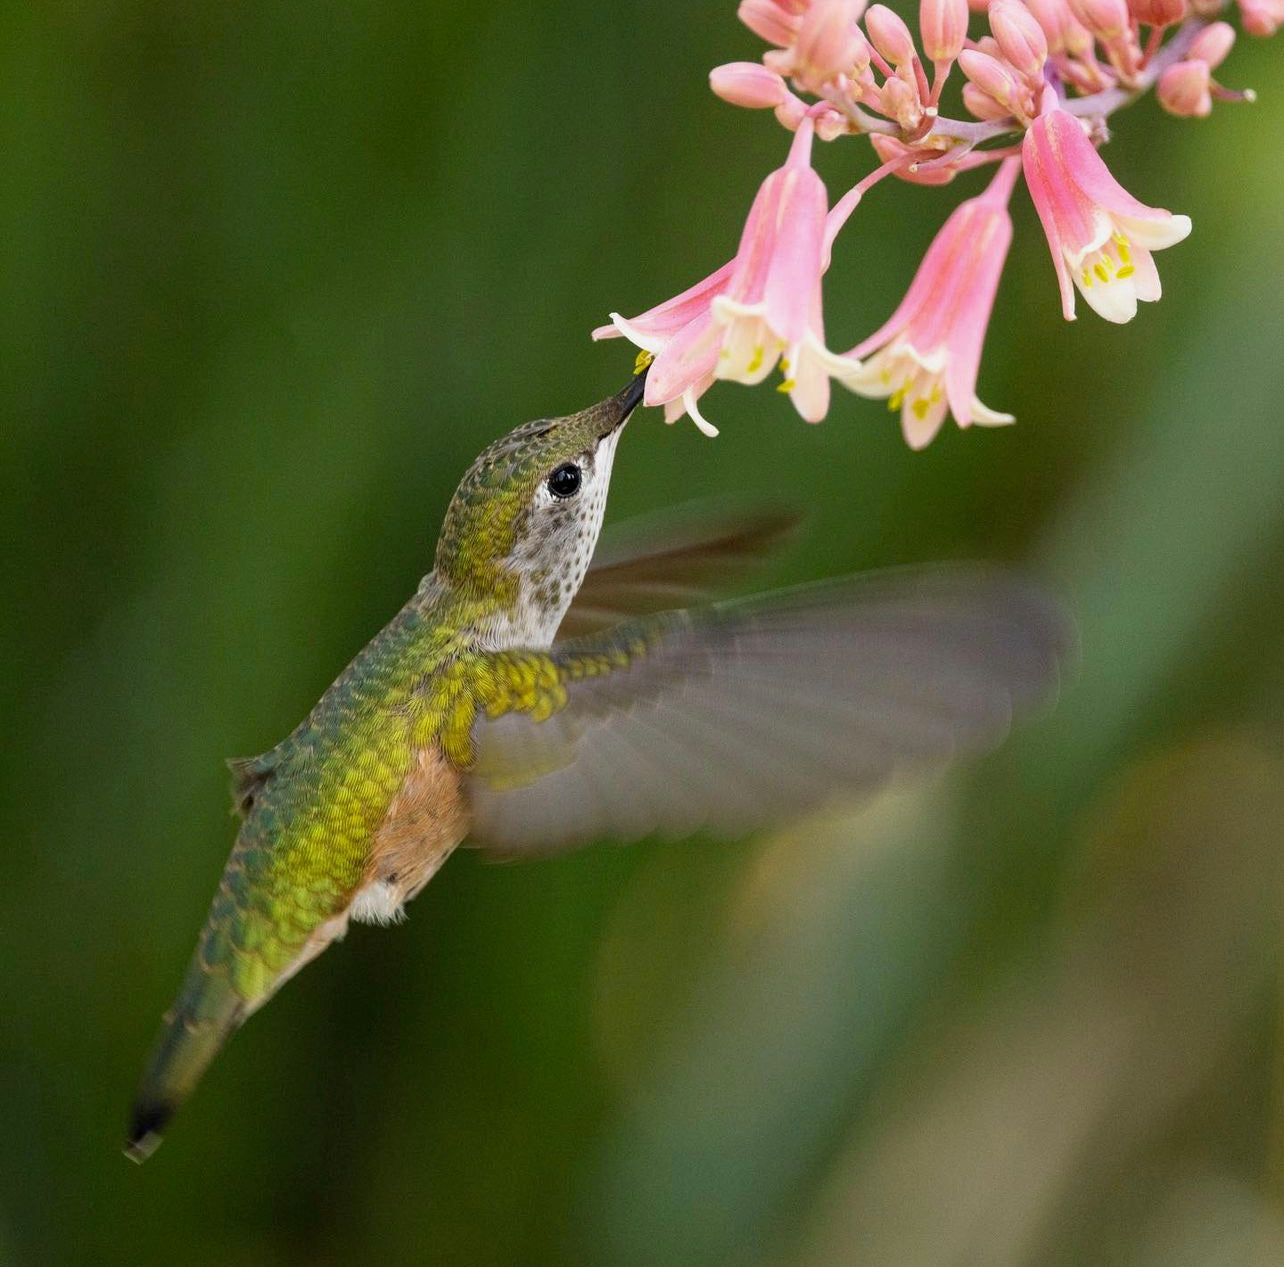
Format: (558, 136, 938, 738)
(879, 73, 923, 126)
(963, 80, 1014, 119)
(814, 106, 851, 140)
(865, 4, 919, 64)
(775, 95, 809, 129)
(1157, 59, 1212, 114)
(959, 47, 1022, 106)
(989, 0, 1048, 75)
(1238, 0, 1282, 34)
(794, 0, 868, 89)
(920, 0, 970, 62)
(968, 0, 993, 12)
(709, 61, 790, 108)
(1066, 0, 1129, 38)
(1189, 20, 1235, 66)
(1023, 0, 1094, 53)
(738, 0, 805, 46)
(1127, 0, 1186, 24)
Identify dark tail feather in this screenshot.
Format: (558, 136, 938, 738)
(125, 958, 244, 1163)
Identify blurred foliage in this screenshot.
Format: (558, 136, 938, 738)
(3, 2, 1283, 1264)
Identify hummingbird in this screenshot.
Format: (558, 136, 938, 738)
(126, 370, 1069, 1161)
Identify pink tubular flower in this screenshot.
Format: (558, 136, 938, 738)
(834, 159, 1019, 449)
(1022, 95, 1192, 322)
(711, 119, 852, 421)
(594, 119, 850, 431)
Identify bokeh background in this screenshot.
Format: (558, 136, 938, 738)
(4, 3, 1284, 1263)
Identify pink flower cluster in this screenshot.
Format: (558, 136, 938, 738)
(595, 0, 1266, 447)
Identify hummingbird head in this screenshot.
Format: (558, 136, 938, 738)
(435, 371, 646, 643)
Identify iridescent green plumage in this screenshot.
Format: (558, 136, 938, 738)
(127, 379, 645, 1159)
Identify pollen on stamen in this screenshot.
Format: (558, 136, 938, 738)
(633, 349, 654, 373)
(911, 397, 930, 420)
(747, 345, 765, 374)
(776, 378, 798, 393)
(1093, 262, 1109, 283)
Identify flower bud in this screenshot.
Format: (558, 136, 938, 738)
(959, 47, 1022, 106)
(1127, 0, 1187, 24)
(814, 106, 851, 140)
(738, 0, 804, 46)
(1157, 59, 1211, 114)
(1238, 0, 1282, 34)
(963, 80, 1013, 119)
(1066, 0, 1129, 37)
(989, 0, 1048, 75)
(1023, 0, 1094, 54)
(1189, 20, 1235, 66)
(879, 73, 923, 127)
(709, 61, 790, 108)
(774, 95, 809, 129)
(794, 0, 868, 88)
(865, 4, 919, 64)
(920, 0, 970, 62)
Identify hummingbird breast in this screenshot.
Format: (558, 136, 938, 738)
(349, 745, 468, 924)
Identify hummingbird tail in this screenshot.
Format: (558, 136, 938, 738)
(125, 958, 245, 1163)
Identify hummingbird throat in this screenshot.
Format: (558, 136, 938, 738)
(480, 425, 623, 650)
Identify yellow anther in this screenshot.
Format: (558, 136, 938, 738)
(911, 398, 930, 420)
(1117, 238, 1132, 264)
(1093, 262, 1109, 283)
(747, 345, 764, 374)
(780, 358, 791, 373)
(776, 379, 797, 393)
(1081, 267, 1093, 287)
(633, 349, 654, 373)
(1117, 264, 1135, 279)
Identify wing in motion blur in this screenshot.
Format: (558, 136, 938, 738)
(465, 568, 1072, 855)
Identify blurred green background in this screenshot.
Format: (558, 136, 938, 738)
(4, 3, 1284, 1264)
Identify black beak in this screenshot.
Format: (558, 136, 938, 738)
(593, 363, 649, 438)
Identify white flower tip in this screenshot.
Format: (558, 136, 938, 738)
(608, 314, 665, 355)
(972, 406, 1016, 427)
(671, 387, 719, 437)
(689, 412, 719, 437)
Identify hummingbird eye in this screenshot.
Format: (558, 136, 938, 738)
(547, 463, 582, 499)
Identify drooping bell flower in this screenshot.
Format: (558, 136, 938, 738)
(1022, 92, 1192, 323)
(595, 117, 850, 429)
(835, 159, 1019, 449)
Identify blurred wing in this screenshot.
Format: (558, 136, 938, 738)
(557, 503, 799, 637)
(465, 568, 1073, 856)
